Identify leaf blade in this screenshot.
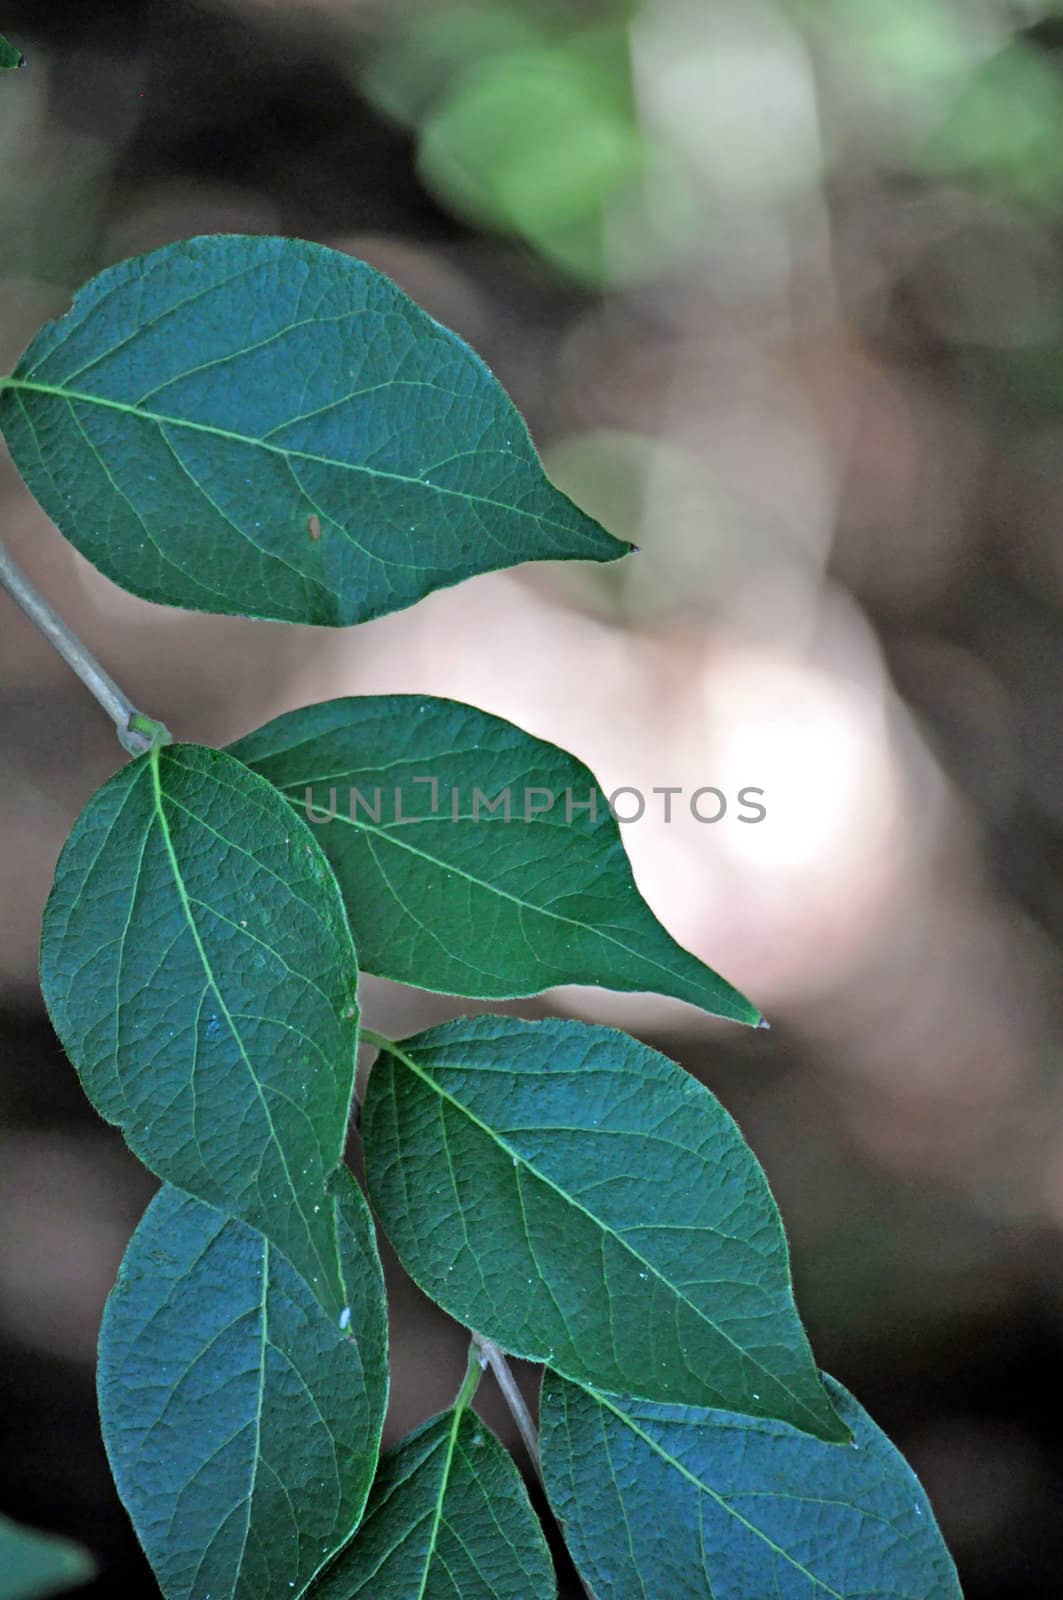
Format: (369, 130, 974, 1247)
(362, 1016, 842, 1439)
(540, 1373, 963, 1600)
(99, 1176, 388, 1600)
(308, 1408, 555, 1600)
(231, 694, 758, 1023)
(40, 744, 359, 1312)
(0, 235, 627, 625)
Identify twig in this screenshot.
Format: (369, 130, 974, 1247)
(472, 1331, 542, 1481)
(0, 537, 169, 754)
(472, 1338, 596, 1598)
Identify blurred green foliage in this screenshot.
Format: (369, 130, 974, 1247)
(357, 0, 1063, 293)
(916, 38, 1063, 209)
(545, 430, 728, 621)
(791, 0, 1063, 210)
(357, 1, 692, 284)
(0, 50, 112, 287)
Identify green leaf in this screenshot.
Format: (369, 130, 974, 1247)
(40, 744, 359, 1313)
(362, 1016, 843, 1440)
(99, 1176, 388, 1600)
(0, 234, 627, 626)
(0, 34, 23, 70)
(230, 695, 759, 1023)
(308, 1376, 555, 1598)
(0, 1514, 93, 1599)
(540, 1372, 963, 1600)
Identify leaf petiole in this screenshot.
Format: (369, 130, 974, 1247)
(456, 1339, 484, 1413)
(472, 1332, 542, 1482)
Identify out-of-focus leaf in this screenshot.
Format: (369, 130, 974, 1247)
(416, 38, 689, 284)
(0, 1514, 93, 1599)
(358, 5, 545, 129)
(915, 39, 1063, 208)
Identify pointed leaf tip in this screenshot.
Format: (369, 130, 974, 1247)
(307, 1407, 553, 1599)
(232, 694, 757, 1022)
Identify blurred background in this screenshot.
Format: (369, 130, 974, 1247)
(1, 0, 1062, 1593)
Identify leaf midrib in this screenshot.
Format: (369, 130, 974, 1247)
(415, 1410, 465, 1600)
(227, 1237, 270, 1597)
(281, 790, 748, 1019)
(147, 748, 341, 1307)
(0, 376, 595, 544)
(590, 1389, 847, 1600)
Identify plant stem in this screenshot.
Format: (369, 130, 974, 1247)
(455, 1338, 483, 1412)
(472, 1332, 542, 1481)
(472, 1338, 595, 1598)
(0, 537, 169, 754)
(359, 1027, 395, 1055)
